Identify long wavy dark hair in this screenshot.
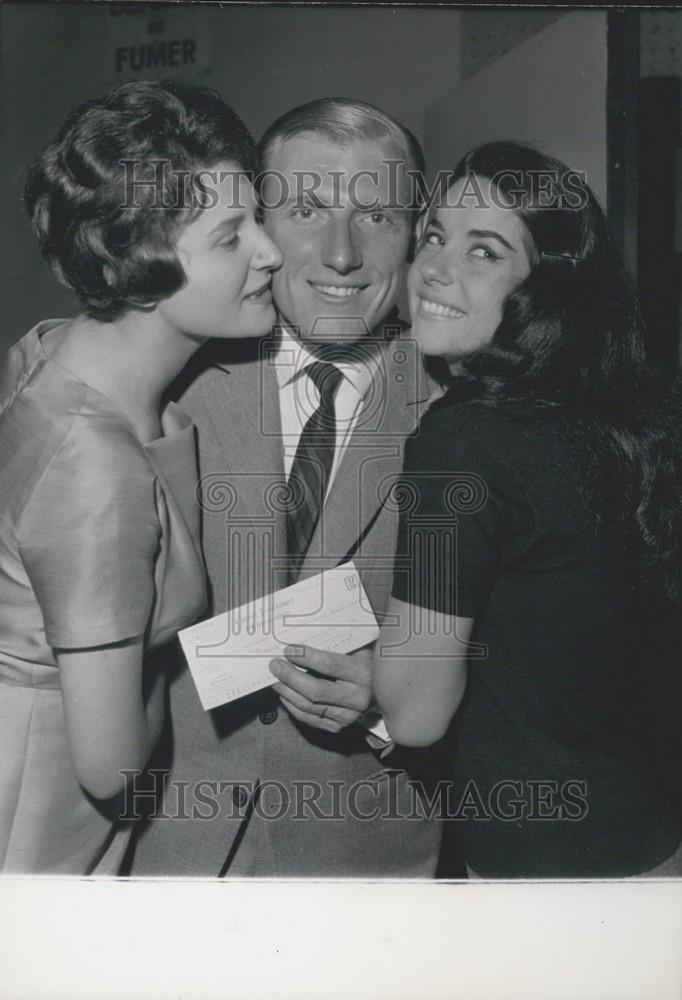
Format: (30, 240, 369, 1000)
(439, 141, 681, 606)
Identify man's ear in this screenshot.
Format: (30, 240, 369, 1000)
(407, 209, 428, 263)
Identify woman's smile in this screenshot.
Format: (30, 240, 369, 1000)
(415, 295, 467, 320)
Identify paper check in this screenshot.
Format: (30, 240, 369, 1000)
(178, 561, 379, 711)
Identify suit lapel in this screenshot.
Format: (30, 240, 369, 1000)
(188, 345, 290, 598)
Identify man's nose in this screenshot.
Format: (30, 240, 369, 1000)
(321, 220, 362, 273)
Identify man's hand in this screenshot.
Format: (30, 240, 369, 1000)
(269, 644, 373, 733)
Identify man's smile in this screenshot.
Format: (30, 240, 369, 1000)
(308, 281, 368, 300)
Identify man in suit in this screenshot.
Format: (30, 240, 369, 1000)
(129, 98, 445, 877)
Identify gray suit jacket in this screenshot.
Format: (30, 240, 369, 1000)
(130, 328, 445, 877)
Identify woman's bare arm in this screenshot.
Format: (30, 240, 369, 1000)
(372, 595, 473, 748)
(57, 636, 164, 800)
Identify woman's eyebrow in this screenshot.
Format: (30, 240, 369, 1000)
(468, 228, 517, 252)
(207, 215, 243, 237)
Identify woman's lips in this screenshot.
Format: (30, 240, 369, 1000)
(244, 281, 273, 303)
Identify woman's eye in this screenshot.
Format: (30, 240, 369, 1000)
(470, 244, 499, 261)
(218, 234, 240, 250)
(423, 229, 444, 247)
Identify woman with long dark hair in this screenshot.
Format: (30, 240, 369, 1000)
(373, 141, 682, 878)
(0, 80, 281, 874)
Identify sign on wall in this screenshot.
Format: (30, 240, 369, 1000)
(106, 2, 211, 84)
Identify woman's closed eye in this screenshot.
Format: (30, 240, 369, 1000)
(218, 233, 240, 251)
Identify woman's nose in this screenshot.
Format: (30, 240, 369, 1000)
(420, 251, 453, 285)
(254, 229, 282, 270)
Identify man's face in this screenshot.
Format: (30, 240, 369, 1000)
(261, 133, 414, 345)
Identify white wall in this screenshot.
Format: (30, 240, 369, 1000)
(424, 11, 608, 207)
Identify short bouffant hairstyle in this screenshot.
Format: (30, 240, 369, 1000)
(24, 80, 261, 320)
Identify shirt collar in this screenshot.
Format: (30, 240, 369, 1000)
(271, 326, 378, 400)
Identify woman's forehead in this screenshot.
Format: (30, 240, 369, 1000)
(433, 178, 529, 240)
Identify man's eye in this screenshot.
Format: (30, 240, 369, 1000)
(358, 211, 393, 228)
(291, 207, 318, 222)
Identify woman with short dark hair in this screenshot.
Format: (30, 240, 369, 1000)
(373, 141, 682, 878)
(0, 80, 281, 874)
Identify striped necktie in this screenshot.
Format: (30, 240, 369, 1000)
(286, 361, 344, 582)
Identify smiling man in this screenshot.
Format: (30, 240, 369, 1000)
(260, 127, 411, 344)
(129, 98, 448, 878)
